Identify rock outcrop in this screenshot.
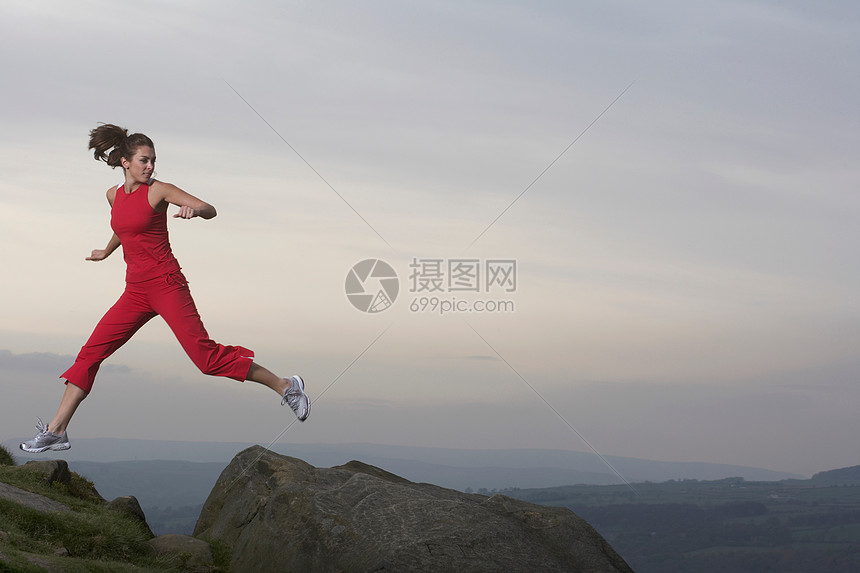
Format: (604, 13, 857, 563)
(0, 482, 70, 514)
(108, 495, 155, 538)
(21, 460, 72, 486)
(149, 534, 214, 572)
(194, 446, 634, 572)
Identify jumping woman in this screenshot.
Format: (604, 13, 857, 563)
(20, 124, 310, 453)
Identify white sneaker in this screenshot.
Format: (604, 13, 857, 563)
(281, 375, 310, 421)
(20, 418, 71, 453)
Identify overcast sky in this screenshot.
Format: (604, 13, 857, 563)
(1, 0, 858, 478)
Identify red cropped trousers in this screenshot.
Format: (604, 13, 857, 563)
(62, 270, 254, 393)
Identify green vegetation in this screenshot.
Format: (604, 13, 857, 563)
(510, 477, 860, 573)
(0, 463, 224, 572)
(0, 444, 15, 467)
(0, 497, 154, 567)
(0, 464, 103, 509)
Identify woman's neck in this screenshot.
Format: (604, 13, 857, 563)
(123, 177, 149, 194)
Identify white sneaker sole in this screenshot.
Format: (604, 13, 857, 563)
(19, 442, 71, 454)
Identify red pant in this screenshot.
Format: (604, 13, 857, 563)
(62, 271, 254, 393)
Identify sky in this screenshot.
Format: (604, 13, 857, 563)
(1, 0, 858, 478)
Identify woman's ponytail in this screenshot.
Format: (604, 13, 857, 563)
(88, 124, 154, 169)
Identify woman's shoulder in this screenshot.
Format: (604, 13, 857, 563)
(148, 178, 179, 194)
(106, 184, 120, 206)
(147, 179, 181, 211)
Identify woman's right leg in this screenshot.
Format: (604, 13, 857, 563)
(22, 288, 155, 452)
(54, 286, 155, 429)
(47, 383, 88, 435)
(61, 286, 155, 394)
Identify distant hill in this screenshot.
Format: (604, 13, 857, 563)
(509, 470, 860, 573)
(4, 438, 805, 490)
(810, 464, 860, 485)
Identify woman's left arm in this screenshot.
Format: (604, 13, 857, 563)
(151, 181, 217, 220)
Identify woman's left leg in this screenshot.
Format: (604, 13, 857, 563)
(153, 273, 309, 420)
(152, 273, 255, 380)
(246, 362, 288, 395)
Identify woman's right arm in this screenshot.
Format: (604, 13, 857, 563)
(86, 186, 121, 262)
(86, 233, 121, 261)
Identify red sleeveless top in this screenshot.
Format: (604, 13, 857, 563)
(111, 183, 181, 283)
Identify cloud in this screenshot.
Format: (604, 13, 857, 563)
(0, 349, 129, 375)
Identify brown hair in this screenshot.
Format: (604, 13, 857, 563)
(88, 124, 154, 169)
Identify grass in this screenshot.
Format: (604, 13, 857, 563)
(0, 548, 174, 573)
(0, 463, 194, 572)
(0, 497, 152, 558)
(0, 465, 102, 510)
(0, 448, 235, 572)
(0, 445, 15, 467)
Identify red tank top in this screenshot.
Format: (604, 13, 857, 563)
(111, 183, 181, 282)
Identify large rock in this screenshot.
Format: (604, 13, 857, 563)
(194, 446, 633, 572)
(107, 496, 155, 538)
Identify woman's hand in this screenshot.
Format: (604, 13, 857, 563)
(86, 249, 110, 261)
(86, 233, 121, 261)
(173, 205, 198, 219)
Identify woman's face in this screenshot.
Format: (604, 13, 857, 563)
(122, 146, 156, 183)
